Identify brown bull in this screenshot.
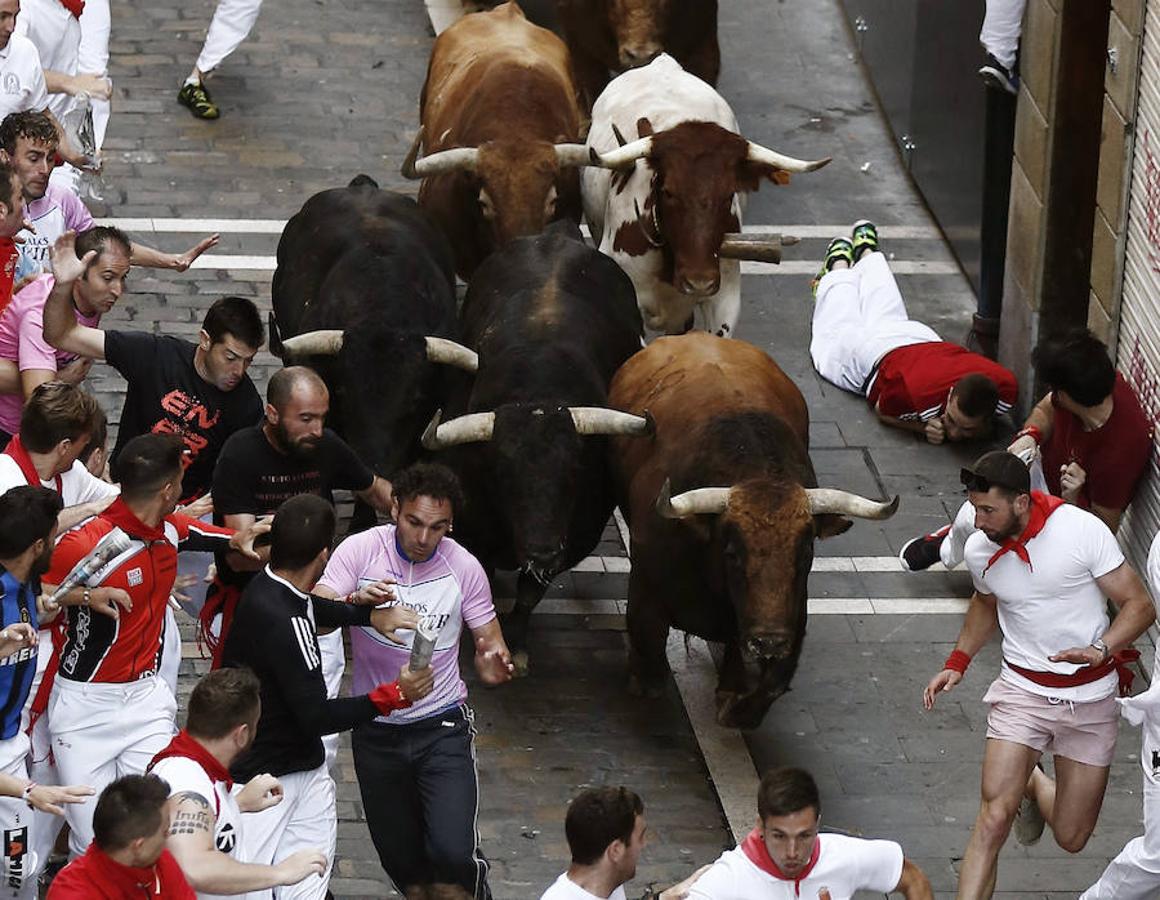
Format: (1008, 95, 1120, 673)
(609, 333, 898, 728)
(402, 2, 588, 279)
(558, 0, 720, 110)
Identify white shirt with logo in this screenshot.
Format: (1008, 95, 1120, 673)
(540, 873, 627, 900)
(0, 34, 47, 121)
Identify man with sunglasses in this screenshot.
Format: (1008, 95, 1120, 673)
(923, 450, 1155, 899)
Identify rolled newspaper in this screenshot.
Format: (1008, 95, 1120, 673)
(409, 620, 439, 670)
(48, 527, 131, 604)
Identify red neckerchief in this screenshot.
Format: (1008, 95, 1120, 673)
(101, 497, 167, 542)
(3, 435, 61, 493)
(740, 828, 822, 896)
(983, 491, 1066, 576)
(58, 0, 85, 18)
(150, 729, 233, 791)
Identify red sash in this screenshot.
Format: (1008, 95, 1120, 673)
(3, 436, 61, 493)
(1006, 648, 1140, 697)
(983, 492, 1066, 575)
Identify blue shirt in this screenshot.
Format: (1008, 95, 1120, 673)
(0, 568, 36, 740)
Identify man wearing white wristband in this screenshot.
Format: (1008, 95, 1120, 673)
(923, 450, 1154, 899)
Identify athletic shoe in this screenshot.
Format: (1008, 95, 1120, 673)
(852, 219, 879, 262)
(178, 81, 220, 120)
(1013, 770, 1047, 846)
(898, 523, 950, 572)
(811, 236, 854, 296)
(979, 54, 1019, 95)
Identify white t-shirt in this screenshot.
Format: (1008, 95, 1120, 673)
(0, 454, 117, 509)
(686, 835, 904, 900)
(0, 34, 48, 122)
(965, 503, 1124, 702)
(540, 873, 627, 900)
(150, 755, 242, 900)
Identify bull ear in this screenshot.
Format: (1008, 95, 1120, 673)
(636, 117, 654, 138)
(736, 160, 792, 193)
(815, 514, 853, 539)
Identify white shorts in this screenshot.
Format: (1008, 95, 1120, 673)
(0, 734, 47, 900)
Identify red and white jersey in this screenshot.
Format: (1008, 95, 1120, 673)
(966, 503, 1124, 702)
(686, 834, 904, 900)
(868, 341, 1018, 422)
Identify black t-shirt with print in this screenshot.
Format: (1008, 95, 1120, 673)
(104, 331, 263, 502)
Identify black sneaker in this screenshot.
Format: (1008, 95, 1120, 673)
(979, 54, 1019, 95)
(811, 236, 854, 296)
(899, 523, 950, 572)
(178, 80, 220, 120)
(852, 219, 879, 262)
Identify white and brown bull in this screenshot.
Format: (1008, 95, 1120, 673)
(582, 53, 830, 338)
(609, 333, 898, 728)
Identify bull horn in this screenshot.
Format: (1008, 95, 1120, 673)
(401, 127, 423, 179)
(719, 233, 785, 264)
(805, 488, 899, 520)
(555, 143, 592, 168)
(421, 409, 496, 451)
(569, 407, 654, 436)
(424, 337, 478, 372)
(401, 133, 480, 179)
(656, 479, 732, 519)
(590, 136, 653, 170)
(745, 140, 832, 174)
(280, 330, 344, 356)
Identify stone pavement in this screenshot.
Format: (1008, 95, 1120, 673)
(78, 0, 1156, 897)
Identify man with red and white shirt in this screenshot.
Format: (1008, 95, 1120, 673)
(810, 220, 1017, 445)
(923, 451, 1155, 899)
(679, 767, 931, 900)
(42, 433, 268, 857)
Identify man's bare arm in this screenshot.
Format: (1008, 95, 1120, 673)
(222, 512, 265, 572)
(893, 858, 934, 900)
(354, 476, 394, 515)
(129, 234, 219, 272)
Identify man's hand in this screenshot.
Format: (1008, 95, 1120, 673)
(229, 516, 272, 560)
(69, 73, 111, 100)
(273, 848, 328, 886)
(350, 579, 396, 606)
(369, 605, 420, 645)
(1007, 434, 1038, 464)
(89, 587, 133, 619)
(923, 418, 946, 445)
(0, 623, 36, 659)
(1049, 645, 1108, 667)
(177, 493, 214, 520)
(27, 784, 94, 816)
(56, 357, 92, 385)
(170, 234, 219, 272)
(49, 231, 96, 284)
(658, 865, 712, 899)
(397, 663, 434, 702)
(236, 773, 284, 813)
(474, 635, 514, 685)
(36, 593, 62, 624)
(922, 669, 962, 710)
(1060, 462, 1087, 504)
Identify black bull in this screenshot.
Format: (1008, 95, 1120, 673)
(269, 176, 474, 529)
(422, 224, 650, 670)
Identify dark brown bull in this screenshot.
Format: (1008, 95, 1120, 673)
(402, 1, 589, 279)
(558, 0, 720, 110)
(609, 333, 898, 728)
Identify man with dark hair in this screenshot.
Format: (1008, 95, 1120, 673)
(40, 433, 268, 857)
(315, 461, 513, 899)
(677, 767, 930, 899)
(149, 668, 328, 897)
(902, 328, 1152, 571)
(810, 221, 1017, 445)
(46, 774, 194, 899)
(0, 485, 94, 900)
(0, 160, 26, 325)
(42, 232, 264, 504)
(923, 450, 1155, 899)
(541, 787, 645, 900)
(220, 493, 433, 900)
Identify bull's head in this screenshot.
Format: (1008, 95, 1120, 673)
(592, 120, 830, 297)
(422, 405, 652, 578)
(402, 129, 590, 247)
(656, 477, 897, 728)
(607, 0, 670, 69)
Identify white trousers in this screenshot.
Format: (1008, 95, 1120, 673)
(0, 734, 49, 900)
(980, 0, 1028, 71)
(237, 764, 334, 900)
(48, 676, 176, 856)
(318, 629, 344, 770)
(160, 605, 181, 698)
(195, 0, 264, 76)
(77, 0, 110, 149)
(25, 631, 62, 876)
(810, 251, 939, 395)
(1081, 776, 1160, 899)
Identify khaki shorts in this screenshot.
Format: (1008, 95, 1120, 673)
(983, 677, 1119, 767)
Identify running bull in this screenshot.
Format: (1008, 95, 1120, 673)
(609, 333, 898, 728)
(269, 176, 478, 528)
(583, 53, 830, 337)
(402, 1, 590, 280)
(422, 224, 651, 672)
(558, 0, 720, 111)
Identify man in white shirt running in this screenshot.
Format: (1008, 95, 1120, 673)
(540, 787, 646, 900)
(923, 450, 1155, 899)
(675, 767, 932, 900)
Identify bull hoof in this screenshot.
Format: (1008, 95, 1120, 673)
(511, 650, 530, 678)
(628, 672, 665, 699)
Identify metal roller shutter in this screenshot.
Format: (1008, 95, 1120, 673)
(1114, 0, 1160, 571)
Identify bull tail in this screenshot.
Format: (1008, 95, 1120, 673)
(268, 312, 283, 358)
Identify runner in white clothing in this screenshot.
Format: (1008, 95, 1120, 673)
(177, 0, 263, 120)
(677, 768, 931, 900)
(539, 787, 646, 900)
(923, 450, 1156, 899)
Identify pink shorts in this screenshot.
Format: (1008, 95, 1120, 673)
(983, 677, 1119, 767)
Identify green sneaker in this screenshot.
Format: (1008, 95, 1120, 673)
(852, 219, 879, 261)
(812, 236, 854, 295)
(178, 81, 220, 120)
